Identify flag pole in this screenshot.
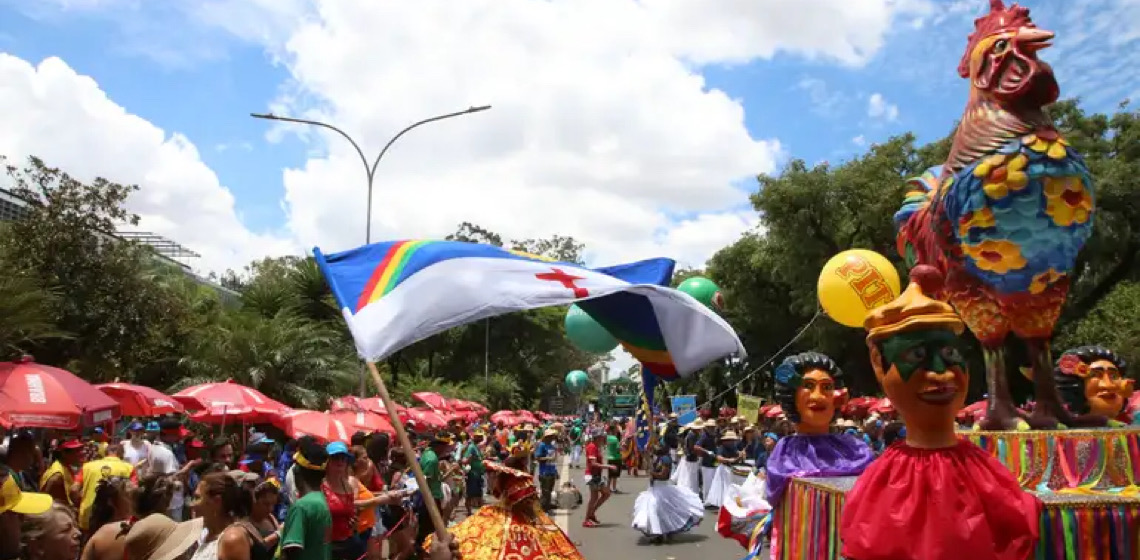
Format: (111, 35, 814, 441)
(365, 361, 448, 540)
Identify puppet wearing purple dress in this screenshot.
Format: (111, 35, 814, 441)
(765, 352, 875, 507)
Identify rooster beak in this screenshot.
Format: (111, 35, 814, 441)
(1017, 28, 1054, 52)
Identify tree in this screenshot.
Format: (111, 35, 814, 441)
(0, 156, 196, 382)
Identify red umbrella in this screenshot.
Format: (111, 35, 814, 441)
(0, 356, 120, 429)
(764, 405, 784, 419)
(329, 409, 395, 435)
(957, 400, 988, 421)
(174, 381, 290, 424)
(402, 407, 448, 429)
(412, 392, 452, 411)
(273, 410, 351, 443)
(97, 383, 184, 417)
(330, 396, 407, 416)
(514, 410, 538, 424)
(490, 410, 517, 425)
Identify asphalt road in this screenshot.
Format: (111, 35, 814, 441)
(552, 460, 750, 560)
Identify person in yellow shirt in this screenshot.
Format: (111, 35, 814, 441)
(75, 443, 134, 532)
(39, 439, 84, 507)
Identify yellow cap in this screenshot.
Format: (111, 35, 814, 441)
(864, 281, 964, 342)
(0, 473, 52, 515)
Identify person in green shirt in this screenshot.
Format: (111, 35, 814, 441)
(416, 433, 454, 554)
(280, 440, 332, 560)
(463, 431, 487, 512)
(605, 425, 623, 493)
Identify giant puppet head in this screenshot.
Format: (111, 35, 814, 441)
(865, 268, 968, 449)
(773, 352, 849, 436)
(1054, 346, 1132, 419)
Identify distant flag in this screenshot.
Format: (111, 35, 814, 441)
(634, 374, 657, 452)
(314, 240, 745, 373)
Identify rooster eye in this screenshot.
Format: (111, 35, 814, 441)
(993, 39, 1009, 54)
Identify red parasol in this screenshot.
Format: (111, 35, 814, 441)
(329, 409, 396, 435)
(412, 392, 453, 411)
(174, 380, 291, 424)
(0, 356, 120, 429)
(957, 400, 988, 421)
(330, 396, 408, 416)
(401, 407, 449, 429)
(273, 410, 351, 443)
(514, 410, 538, 424)
(490, 410, 517, 426)
(764, 404, 784, 419)
(870, 398, 895, 414)
(97, 382, 184, 417)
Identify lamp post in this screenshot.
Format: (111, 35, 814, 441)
(251, 105, 492, 395)
(250, 104, 492, 244)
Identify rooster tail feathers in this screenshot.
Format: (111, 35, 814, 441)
(892, 165, 942, 230)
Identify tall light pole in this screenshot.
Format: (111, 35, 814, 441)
(251, 105, 492, 244)
(251, 105, 492, 395)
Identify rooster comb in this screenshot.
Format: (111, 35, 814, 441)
(957, 0, 1035, 78)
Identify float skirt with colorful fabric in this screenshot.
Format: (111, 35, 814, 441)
(774, 476, 1140, 560)
(963, 428, 1140, 492)
(425, 502, 584, 560)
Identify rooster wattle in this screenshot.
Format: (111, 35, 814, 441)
(893, 0, 1097, 430)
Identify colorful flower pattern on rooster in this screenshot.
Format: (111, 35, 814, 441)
(944, 132, 1094, 295)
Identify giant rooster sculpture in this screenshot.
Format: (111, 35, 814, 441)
(894, 0, 1096, 430)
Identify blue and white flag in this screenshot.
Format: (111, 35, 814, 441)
(313, 239, 745, 374)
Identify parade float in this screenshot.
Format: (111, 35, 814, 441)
(768, 1, 1140, 558)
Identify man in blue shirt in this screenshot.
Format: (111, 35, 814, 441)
(534, 429, 560, 511)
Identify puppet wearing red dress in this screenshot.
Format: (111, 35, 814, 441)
(840, 267, 1041, 560)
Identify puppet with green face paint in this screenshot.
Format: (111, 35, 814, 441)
(839, 266, 1041, 560)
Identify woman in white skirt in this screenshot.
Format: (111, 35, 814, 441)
(670, 421, 701, 494)
(703, 430, 747, 508)
(633, 443, 704, 544)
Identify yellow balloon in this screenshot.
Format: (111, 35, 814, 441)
(817, 250, 902, 328)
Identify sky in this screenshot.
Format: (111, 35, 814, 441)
(1, 0, 1135, 377)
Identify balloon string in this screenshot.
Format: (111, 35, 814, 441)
(697, 308, 824, 410)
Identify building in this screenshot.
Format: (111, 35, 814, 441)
(0, 186, 240, 304)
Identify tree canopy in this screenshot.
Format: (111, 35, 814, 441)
(0, 98, 1135, 412)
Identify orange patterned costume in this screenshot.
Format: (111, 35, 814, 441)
(425, 461, 584, 560)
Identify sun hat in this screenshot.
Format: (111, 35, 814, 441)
(125, 514, 204, 560)
(431, 432, 454, 445)
(227, 470, 261, 485)
(720, 430, 741, 441)
(0, 474, 52, 515)
(59, 439, 84, 450)
(542, 428, 558, 438)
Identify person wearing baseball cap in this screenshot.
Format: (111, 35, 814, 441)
(123, 422, 152, 468)
(0, 470, 52, 560)
(38, 439, 83, 507)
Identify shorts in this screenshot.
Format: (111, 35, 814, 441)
(607, 460, 622, 478)
(586, 475, 606, 489)
(465, 471, 484, 498)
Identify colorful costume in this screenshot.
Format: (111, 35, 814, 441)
(631, 452, 703, 538)
(765, 434, 874, 507)
(840, 271, 1041, 560)
(426, 461, 583, 560)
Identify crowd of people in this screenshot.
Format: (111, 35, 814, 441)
(0, 405, 916, 560)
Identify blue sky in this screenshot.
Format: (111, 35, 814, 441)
(0, 0, 1136, 272)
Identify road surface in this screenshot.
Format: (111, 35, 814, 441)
(551, 458, 751, 560)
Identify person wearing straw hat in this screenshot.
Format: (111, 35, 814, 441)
(669, 420, 702, 495)
(693, 419, 719, 502)
(702, 429, 745, 508)
(534, 429, 560, 511)
(123, 513, 204, 560)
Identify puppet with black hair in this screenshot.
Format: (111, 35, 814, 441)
(1054, 345, 1133, 425)
(765, 352, 874, 508)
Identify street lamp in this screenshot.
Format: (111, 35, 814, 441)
(250, 104, 492, 244)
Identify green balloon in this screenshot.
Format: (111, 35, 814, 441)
(565, 370, 589, 393)
(564, 305, 619, 354)
(678, 277, 724, 310)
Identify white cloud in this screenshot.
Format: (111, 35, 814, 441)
(867, 92, 900, 121)
(0, 55, 296, 272)
(852, 135, 867, 147)
(1, 0, 931, 273)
